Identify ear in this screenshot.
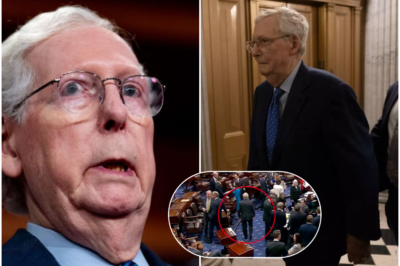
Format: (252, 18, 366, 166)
(290, 35, 301, 55)
(2, 117, 23, 178)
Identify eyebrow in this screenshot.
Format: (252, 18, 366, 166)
(69, 62, 144, 77)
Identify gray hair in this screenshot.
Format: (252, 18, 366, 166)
(2, 6, 129, 215)
(255, 7, 309, 55)
(243, 193, 249, 199)
(3, 6, 122, 123)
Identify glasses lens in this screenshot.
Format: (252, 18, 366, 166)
(58, 72, 103, 113)
(246, 42, 251, 53)
(121, 75, 164, 117)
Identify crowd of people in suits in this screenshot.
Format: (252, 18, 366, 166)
(193, 172, 321, 258)
(261, 175, 320, 257)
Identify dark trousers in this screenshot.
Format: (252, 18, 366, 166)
(386, 184, 398, 245)
(242, 220, 253, 239)
(260, 193, 266, 205)
(286, 233, 293, 249)
(265, 221, 271, 241)
(280, 229, 288, 245)
(203, 214, 211, 241)
(208, 219, 221, 242)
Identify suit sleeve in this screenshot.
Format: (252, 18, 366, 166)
(248, 86, 260, 170)
(370, 84, 394, 145)
(322, 83, 381, 240)
(370, 84, 396, 191)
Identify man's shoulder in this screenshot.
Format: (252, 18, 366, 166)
(305, 65, 344, 83)
(213, 198, 222, 205)
(300, 223, 315, 230)
(3, 229, 60, 266)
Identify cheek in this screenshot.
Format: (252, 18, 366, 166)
(17, 113, 93, 196)
(133, 119, 155, 190)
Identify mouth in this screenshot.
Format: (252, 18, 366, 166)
(93, 159, 134, 174)
(102, 161, 128, 172)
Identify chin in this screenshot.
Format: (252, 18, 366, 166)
(258, 65, 272, 77)
(79, 192, 146, 217)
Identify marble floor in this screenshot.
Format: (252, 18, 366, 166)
(339, 203, 398, 266)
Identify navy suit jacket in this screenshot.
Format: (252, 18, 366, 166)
(209, 177, 216, 192)
(312, 215, 320, 228)
(371, 81, 398, 191)
(265, 241, 288, 257)
(299, 223, 318, 246)
(248, 61, 380, 256)
(215, 182, 225, 199)
(209, 198, 226, 222)
(288, 211, 307, 235)
(270, 209, 286, 233)
(259, 177, 268, 193)
(3, 229, 172, 266)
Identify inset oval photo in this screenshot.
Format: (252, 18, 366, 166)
(169, 171, 321, 258)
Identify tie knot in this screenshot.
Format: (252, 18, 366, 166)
(116, 261, 137, 266)
(273, 88, 285, 103)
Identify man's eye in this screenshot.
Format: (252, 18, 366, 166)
(261, 38, 270, 44)
(123, 85, 141, 98)
(61, 82, 83, 96)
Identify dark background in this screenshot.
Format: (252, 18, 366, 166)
(2, 0, 199, 265)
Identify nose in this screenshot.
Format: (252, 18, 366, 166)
(99, 80, 128, 132)
(251, 43, 261, 57)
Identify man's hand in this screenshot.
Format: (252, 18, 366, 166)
(347, 234, 371, 265)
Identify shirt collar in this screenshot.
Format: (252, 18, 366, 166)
(27, 222, 149, 266)
(275, 60, 302, 93)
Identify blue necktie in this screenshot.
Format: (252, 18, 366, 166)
(266, 88, 285, 164)
(116, 262, 137, 266)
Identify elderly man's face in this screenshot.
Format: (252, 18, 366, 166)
(3, 27, 155, 237)
(252, 15, 293, 77)
(206, 191, 212, 199)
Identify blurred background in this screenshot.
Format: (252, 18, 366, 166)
(2, 0, 199, 265)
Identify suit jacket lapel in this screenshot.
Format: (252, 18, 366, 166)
(272, 61, 311, 166)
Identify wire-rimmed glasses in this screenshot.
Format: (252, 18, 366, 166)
(245, 35, 290, 53)
(14, 71, 165, 117)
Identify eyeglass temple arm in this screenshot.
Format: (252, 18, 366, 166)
(13, 79, 59, 111)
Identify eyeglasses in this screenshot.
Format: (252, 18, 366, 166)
(14, 71, 165, 117)
(245, 35, 290, 53)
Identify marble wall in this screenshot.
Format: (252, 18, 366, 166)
(364, 0, 398, 128)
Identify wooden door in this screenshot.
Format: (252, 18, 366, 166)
(202, 0, 250, 170)
(287, 3, 318, 68)
(318, 3, 362, 102)
(249, 1, 286, 87)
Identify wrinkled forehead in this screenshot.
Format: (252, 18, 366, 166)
(253, 15, 280, 38)
(25, 26, 141, 83)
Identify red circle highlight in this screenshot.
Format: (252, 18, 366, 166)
(217, 185, 276, 245)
